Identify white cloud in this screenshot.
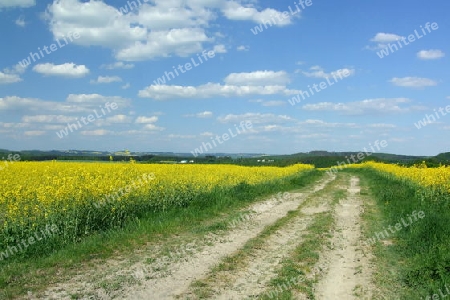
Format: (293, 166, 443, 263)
(224, 70, 290, 86)
(122, 83, 131, 89)
(143, 124, 164, 131)
(302, 98, 424, 115)
(367, 123, 397, 128)
(168, 134, 196, 139)
(389, 137, 415, 143)
(367, 32, 404, 50)
(237, 45, 249, 51)
(0, 94, 130, 114)
(105, 115, 132, 123)
(217, 113, 294, 124)
(0, 72, 22, 84)
(198, 111, 213, 118)
(135, 116, 158, 124)
(417, 49, 445, 60)
(200, 131, 214, 136)
(0, 0, 35, 9)
(22, 115, 76, 123)
(15, 16, 26, 27)
(33, 63, 89, 78)
(0, 122, 30, 129)
(139, 83, 300, 100)
(101, 62, 135, 69)
(222, 1, 297, 26)
(262, 100, 286, 107)
(90, 76, 122, 84)
(116, 28, 212, 61)
(66, 94, 130, 107)
(185, 111, 213, 118)
(213, 44, 227, 53)
(45, 0, 213, 61)
(370, 33, 403, 43)
(0, 64, 26, 84)
(44, 0, 298, 61)
(23, 130, 46, 136)
(390, 77, 437, 88)
(301, 66, 355, 79)
(80, 129, 112, 136)
(250, 99, 286, 107)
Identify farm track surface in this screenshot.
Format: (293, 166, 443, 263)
(36, 173, 374, 299)
(313, 176, 374, 299)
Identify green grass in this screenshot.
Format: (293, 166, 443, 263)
(350, 168, 450, 299)
(0, 170, 323, 299)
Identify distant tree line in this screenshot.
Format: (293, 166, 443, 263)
(1, 151, 448, 168)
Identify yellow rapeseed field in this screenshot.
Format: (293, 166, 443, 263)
(0, 162, 313, 246)
(350, 161, 450, 192)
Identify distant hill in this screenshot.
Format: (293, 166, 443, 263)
(0, 149, 448, 167)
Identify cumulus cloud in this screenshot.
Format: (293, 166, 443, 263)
(390, 77, 437, 88)
(301, 66, 355, 79)
(250, 99, 286, 107)
(222, 1, 297, 26)
(105, 115, 132, 123)
(24, 130, 46, 136)
(44, 0, 296, 61)
(21, 115, 77, 123)
(237, 45, 249, 51)
(15, 16, 26, 27)
(0, 0, 35, 9)
(370, 33, 403, 43)
(224, 70, 290, 86)
(0, 72, 22, 84)
(0, 64, 26, 84)
(80, 129, 113, 136)
(367, 32, 404, 50)
(139, 83, 300, 100)
(33, 63, 89, 78)
(185, 111, 214, 118)
(142, 124, 164, 131)
(217, 113, 294, 124)
(101, 62, 135, 69)
(135, 116, 159, 124)
(213, 44, 227, 53)
(90, 76, 122, 84)
(0, 94, 130, 113)
(302, 98, 426, 115)
(417, 49, 445, 60)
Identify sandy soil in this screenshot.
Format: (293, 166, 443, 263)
(314, 176, 374, 300)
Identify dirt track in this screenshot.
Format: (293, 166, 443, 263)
(39, 173, 374, 299)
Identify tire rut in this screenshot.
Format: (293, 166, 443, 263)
(313, 176, 374, 300)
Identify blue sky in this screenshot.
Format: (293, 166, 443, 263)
(0, 0, 449, 156)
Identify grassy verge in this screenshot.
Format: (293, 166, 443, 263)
(350, 168, 450, 299)
(0, 170, 322, 299)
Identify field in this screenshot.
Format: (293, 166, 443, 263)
(0, 162, 313, 255)
(0, 161, 449, 299)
